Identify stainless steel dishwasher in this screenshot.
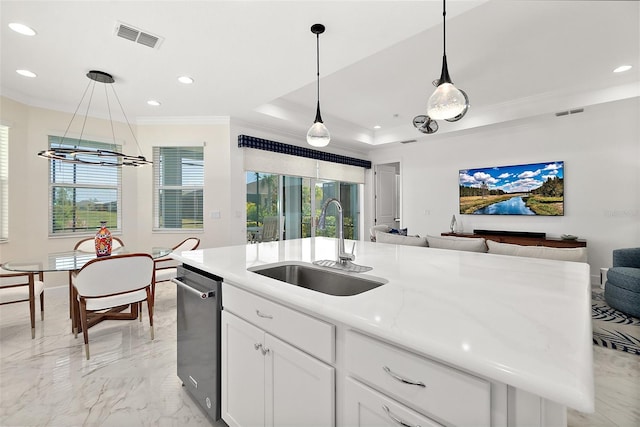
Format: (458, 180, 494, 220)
(173, 264, 223, 423)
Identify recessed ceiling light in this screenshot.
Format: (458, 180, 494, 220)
(373, 125, 381, 129)
(613, 65, 632, 73)
(147, 100, 161, 106)
(178, 76, 194, 84)
(8, 22, 36, 36)
(16, 69, 36, 78)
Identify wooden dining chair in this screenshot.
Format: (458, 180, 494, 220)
(67, 236, 125, 319)
(72, 253, 155, 360)
(154, 237, 200, 289)
(0, 266, 45, 339)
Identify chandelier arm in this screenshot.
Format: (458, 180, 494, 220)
(104, 80, 116, 150)
(110, 84, 144, 157)
(78, 80, 97, 145)
(59, 78, 92, 146)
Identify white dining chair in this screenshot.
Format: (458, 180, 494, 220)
(67, 236, 125, 319)
(154, 237, 200, 286)
(72, 253, 155, 360)
(0, 266, 45, 339)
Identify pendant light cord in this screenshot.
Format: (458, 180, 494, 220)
(316, 32, 320, 105)
(442, 0, 447, 56)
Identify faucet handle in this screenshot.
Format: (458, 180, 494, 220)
(339, 242, 356, 263)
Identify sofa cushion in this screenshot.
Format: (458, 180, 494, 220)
(604, 281, 640, 319)
(370, 225, 392, 242)
(606, 267, 640, 293)
(426, 235, 487, 253)
(376, 231, 428, 247)
(486, 240, 587, 262)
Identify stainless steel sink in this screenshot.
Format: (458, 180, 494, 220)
(248, 262, 387, 296)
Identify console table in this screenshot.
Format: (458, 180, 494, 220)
(441, 232, 587, 248)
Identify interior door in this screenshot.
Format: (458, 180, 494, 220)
(374, 163, 398, 227)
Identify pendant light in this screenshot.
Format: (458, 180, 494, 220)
(38, 70, 152, 166)
(306, 23, 330, 148)
(427, 0, 468, 120)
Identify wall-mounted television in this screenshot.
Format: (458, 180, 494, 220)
(459, 161, 564, 216)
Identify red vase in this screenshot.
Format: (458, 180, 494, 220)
(95, 221, 112, 257)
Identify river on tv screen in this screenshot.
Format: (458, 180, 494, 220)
(459, 161, 564, 216)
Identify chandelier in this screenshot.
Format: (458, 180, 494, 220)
(37, 70, 151, 167)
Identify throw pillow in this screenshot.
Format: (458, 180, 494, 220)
(376, 231, 428, 247)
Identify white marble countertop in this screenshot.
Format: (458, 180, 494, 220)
(171, 237, 594, 413)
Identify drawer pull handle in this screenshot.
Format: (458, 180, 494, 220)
(382, 405, 419, 427)
(261, 346, 270, 356)
(256, 310, 273, 319)
(383, 366, 426, 388)
(254, 343, 262, 351)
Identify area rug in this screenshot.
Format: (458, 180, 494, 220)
(592, 286, 640, 355)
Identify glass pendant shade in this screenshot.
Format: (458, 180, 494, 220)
(307, 121, 331, 147)
(427, 82, 466, 120)
(308, 23, 330, 148)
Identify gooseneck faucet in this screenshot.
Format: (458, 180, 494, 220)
(317, 198, 355, 264)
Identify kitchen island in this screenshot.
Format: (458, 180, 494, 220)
(172, 237, 594, 426)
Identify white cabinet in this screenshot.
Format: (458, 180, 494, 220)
(345, 377, 442, 427)
(221, 285, 335, 427)
(346, 330, 491, 427)
(222, 311, 265, 427)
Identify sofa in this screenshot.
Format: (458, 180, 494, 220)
(371, 226, 588, 263)
(604, 247, 640, 318)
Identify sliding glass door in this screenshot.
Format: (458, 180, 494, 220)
(246, 172, 359, 242)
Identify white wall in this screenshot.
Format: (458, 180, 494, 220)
(135, 120, 232, 250)
(368, 98, 640, 284)
(0, 97, 233, 287)
(4, 95, 637, 287)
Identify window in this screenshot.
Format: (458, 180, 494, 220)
(48, 136, 122, 235)
(0, 125, 8, 242)
(153, 147, 204, 230)
(246, 171, 360, 242)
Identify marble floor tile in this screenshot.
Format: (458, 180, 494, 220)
(2, 284, 639, 426)
(1, 285, 213, 427)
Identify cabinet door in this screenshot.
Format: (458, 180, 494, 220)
(265, 333, 335, 427)
(345, 377, 442, 427)
(222, 311, 266, 427)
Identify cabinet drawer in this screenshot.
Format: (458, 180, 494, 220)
(345, 377, 442, 427)
(346, 331, 490, 426)
(223, 283, 335, 364)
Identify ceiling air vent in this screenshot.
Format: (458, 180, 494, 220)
(115, 22, 163, 49)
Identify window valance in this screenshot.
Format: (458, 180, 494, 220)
(239, 135, 370, 184)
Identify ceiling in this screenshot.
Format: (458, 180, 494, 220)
(1, 1, 639, 155)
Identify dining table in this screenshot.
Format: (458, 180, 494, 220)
(2, 246, 172, 333)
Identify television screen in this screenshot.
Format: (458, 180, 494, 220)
(459, 161, 564, 216)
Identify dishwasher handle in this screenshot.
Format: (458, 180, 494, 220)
(172, 277, 216, 299)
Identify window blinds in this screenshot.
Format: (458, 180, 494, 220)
(48, 136, 121, 235)
(153, 146, 204, 230)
